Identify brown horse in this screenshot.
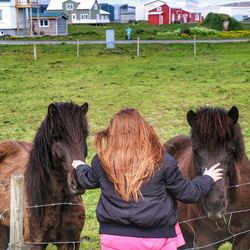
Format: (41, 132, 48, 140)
(0, 102, 89, 250)
(165, 106, 250, 250)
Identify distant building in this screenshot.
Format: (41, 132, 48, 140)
(32, 12, 68, 36)
(136, 0, 198, 21)
(38, 0, 50, 13)
(136, 0, 167, 21)
(242, 16, 250, 22)
(100, 3, 114, 21)
(120, 4, 136, 23)
(46, 0, 110, 24)
(148, 3, 201, 25)
(112, 4, 136, 23)
(198, 1, 250, 21)
(0, 0, 39, 36)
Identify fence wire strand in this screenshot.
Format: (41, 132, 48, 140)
(4, 181, 250, 249)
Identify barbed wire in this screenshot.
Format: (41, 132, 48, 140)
(3, 181, 250, 249)
(8, 238, 89, 250)
(181, 228, 250, 250)
(228, 181, 250, 188)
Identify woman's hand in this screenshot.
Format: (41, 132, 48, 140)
(72, 160, 86, 169)
(203, 163, 223, 182)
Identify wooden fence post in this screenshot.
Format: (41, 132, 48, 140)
(193, 35, 197, 56)
(9, 174, 24, 250)
(137, 37, 140, 58)
(33, 44, 37, 62)
(76, 39, 80, 57)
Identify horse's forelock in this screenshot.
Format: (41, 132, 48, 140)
(51, 102, 88, 141)
(192, 108, 243, 153)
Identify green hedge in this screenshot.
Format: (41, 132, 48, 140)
(202, 12, 243, 31)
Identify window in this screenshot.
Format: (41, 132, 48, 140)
(0, 10, 3, 21)
(40, 20, 49, 27)
(156, 7, 162, 11)
(94, 3, 98, 10)
(66, 4, 73, 10)
(80, 14, 88, 19)
(72, 13, 76, 20)
(195, 13, 200, 21)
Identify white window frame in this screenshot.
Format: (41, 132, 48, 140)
(172, 13, 175, 22)
(157, 7, 162, 11)
(0, 10, 3, 21)
(80, 14, 88, 20)
(195, 13, 199, 21)
(66, 4, 73, 10)
(94, 3, 98, 10)
(72, 13, 76, 20)
(40, 20, 49, 27)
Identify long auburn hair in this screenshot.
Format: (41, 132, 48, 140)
(95, 108, 164, 202)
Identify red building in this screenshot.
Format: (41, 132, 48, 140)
(148, 4, 170, 25)
(148, 3, 201, 25)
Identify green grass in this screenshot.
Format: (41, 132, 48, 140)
(1, 42, 250, 249)
(1, 22, 250, 41)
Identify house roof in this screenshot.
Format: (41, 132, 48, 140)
(148, 11, 163, 14)
(144, 0, 166, 6)
(144, 0, 184, 8)
(100, 9, 110, 15)
(32, 11, 68, 19)
(78, 0, 96, 9)
(47, 0, 97, 11)
(47, 0, 68, 11)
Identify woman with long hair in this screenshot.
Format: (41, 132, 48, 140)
(73, 108, 222, 250)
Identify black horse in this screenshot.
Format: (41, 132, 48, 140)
(165, 106, 250, 249)
(0, 102, 89, 250)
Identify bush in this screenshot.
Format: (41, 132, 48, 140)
(202, 12, 243, 31)
(190, 27, 218, 35)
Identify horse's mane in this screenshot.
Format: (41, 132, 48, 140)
(25, 102, 88, 228)
(192, 107, 245, 161)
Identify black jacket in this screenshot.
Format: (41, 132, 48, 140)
(75, 153, 214, 238)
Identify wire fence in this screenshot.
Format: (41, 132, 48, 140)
(2, 181, 250, 249)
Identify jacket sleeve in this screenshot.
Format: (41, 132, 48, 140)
(75, 155, 100, 189)
(164, 156, 214, 203)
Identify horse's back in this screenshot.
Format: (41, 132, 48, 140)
(0, 141, 32, 226)
(164, 135, 193, 176)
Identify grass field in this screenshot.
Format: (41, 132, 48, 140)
(1, 22, 250, 41)
(0, 42, 250, 249)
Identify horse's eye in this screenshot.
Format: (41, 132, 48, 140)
(228, 146, 236, 155)
(193, 149, 200, 156)
(52, 136, 61, 142)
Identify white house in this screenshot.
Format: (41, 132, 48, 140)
(0, 0, 39, 36)
(47, 0, 110, 24)
(198, 1, 250, 21)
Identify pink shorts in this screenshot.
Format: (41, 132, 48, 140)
(100, 223, 185, 250)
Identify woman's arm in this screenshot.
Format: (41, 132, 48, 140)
(165, 158, 222, 203)
(72, 157, 100, 189)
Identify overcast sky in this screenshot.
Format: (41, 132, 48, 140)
(199, 0, 243, 6)
(97, 0, 245, 7)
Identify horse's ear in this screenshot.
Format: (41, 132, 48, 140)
(187, 110, 196, 127)
(48, 103, 59, 118)
(228, 106, 239, 124)
(81, 103, 88, 115)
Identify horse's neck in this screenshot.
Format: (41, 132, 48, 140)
(230, 157, 250, 207)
